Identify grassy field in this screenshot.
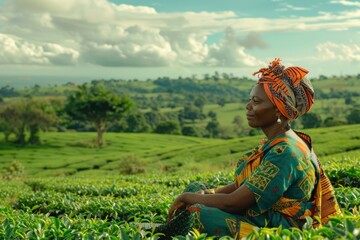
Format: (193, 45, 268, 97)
(0, 124, 359, 178)
(0, 125, 359, 239)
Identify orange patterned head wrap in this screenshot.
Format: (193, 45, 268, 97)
(253, 58, 314, 120)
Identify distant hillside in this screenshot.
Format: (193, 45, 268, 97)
(1, 73, 359, 139)
(0, 124, 358, 177)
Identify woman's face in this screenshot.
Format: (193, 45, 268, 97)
(246, 84, 278, 128)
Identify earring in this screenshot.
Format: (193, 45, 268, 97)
(277, 117, 281, 124)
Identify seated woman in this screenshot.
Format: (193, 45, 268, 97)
(155, 58, 341, 239)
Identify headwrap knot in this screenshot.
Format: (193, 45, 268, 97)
(253, 58, 314, 120)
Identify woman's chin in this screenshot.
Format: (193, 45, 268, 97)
(247, 121, 257, 128)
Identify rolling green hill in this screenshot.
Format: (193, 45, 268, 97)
(0, 124, 359, 177)
(1, 75, 359, 239)
(2, 74, 359, 140)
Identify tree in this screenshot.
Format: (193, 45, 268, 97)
(206, 119, 220, 138)
(344, 96, 353, 105)
(0, 85, 20, 97)
(301, 112, 322, 129)
(217, 98, 226, 107)
(194, 96, 207, 110)
(125, 112, 150, 133)
(319, 75, 328, 80)
(0, 99, 57, 144)
(179, 104, 204, 123)
(181, 125, 199, 137)
(26, 100, 58, 144)
(323, 117, 346, 127)
(154, 121, 181, 135)
(0, 102, 24, 143)
(208, 110, 217, 120)
(144, 110, 163, 129)
(64, 83, 132, 147)
(347, 108, 360, 124)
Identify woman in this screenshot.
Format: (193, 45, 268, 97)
(155, 58, 340, 239)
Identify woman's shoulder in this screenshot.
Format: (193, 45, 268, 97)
(267, 131, 312, 152)
(265, 140, 296, 157)
(266, 135, 297, 152)
(263, 135, 307, 162)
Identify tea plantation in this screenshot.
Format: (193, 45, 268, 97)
(0, 125, 359, 239)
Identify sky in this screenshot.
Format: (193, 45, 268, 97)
(0, 0, 360, 87)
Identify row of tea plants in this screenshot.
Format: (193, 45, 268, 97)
(0, 169, 359, 239)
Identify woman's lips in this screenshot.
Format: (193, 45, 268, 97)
(246, 114, 254, 120)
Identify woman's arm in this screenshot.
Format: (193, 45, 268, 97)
(168, 184, 255, 220)
(212, 182, 237, 194)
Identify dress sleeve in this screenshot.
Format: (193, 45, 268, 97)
(243, 142, 298, 213)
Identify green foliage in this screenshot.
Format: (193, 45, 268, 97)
(0, 85, 19, 97)
(1, 74, 360, 239)
(154, 121, 181, 135)
(182, 126, 199, 137)
(3, 76, 360, 139)
(335, 187, 360, 212)
(179, 104, 205, 123)
(0, 172, 358, 239)
(0, 124, 359, 177)
(64, 83, 132, 147)
(119, 154, 147, 174)
(244, 217, 360, 240)
(0, 208, 157, 239)
(323, 117, 347, 127)
(326, 166, 360, 188)
(0, 98, 57, 144)
(2, 161, 24, 181)
(125, 112, 151, 133)
(144, 110, 163, 129)
(206, 119, 220, 138)
(301, 112, 322, 129)
(347, 108, 360, 124)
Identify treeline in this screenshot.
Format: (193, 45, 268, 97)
(0, 73, 360, 147)
(2, 73, 360, 109)
(0, 84, 244, 146)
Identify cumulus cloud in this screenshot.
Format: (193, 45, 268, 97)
(81, 25, 176, 67)
(316, 42, 360, 61)
(238, 32, 268, 49)
(0, 0, 262, 68)
(0, 0, 359, 69)
(0, 34, 79, 65)
(205, 28, 265, 67)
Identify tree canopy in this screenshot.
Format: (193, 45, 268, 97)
(0, 99, 57, 144)
(64, 83, 132, 147)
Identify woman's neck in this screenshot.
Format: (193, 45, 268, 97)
(262, 123, 291, 140)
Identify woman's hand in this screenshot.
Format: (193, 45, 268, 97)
(196, 189, 215, 195)
(167, 194, 187, 221)
(204, 189, 215, 194)
(167, 190, 215, 221)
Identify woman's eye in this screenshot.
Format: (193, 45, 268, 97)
(248, 97, 260, 104)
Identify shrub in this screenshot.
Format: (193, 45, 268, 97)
(2, 161, 24, 181)
(119, 154, 146, 174)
